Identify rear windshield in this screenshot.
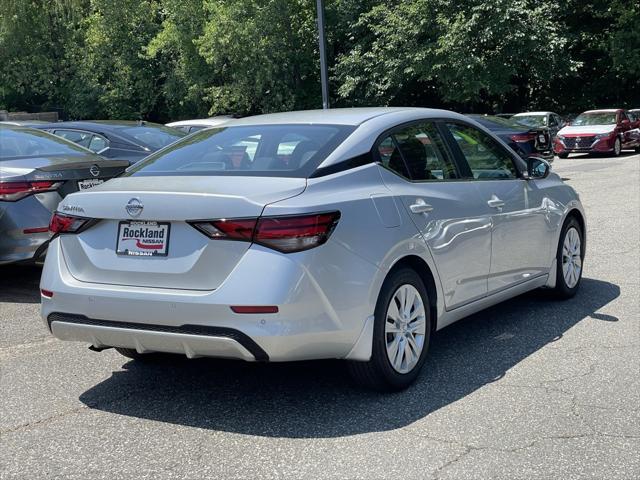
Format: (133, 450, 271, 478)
(0, 127, 91, 159)
(512, 115, 546, 127)
(124, 124, 355, 178)
(119, 125, 185, 150)
(573, 113, 617, 126)
(469, 115, 526, 131)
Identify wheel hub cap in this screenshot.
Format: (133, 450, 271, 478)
(562, 227, 582, 288)
(385, 284, 426, 374)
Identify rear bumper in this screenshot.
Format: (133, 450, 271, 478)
(0, 195, 55, 265)
(48, 313, 266, 361)
(40, 236, 380, 362)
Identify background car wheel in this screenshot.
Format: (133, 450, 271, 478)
(348, 267, 432, 391)
(613, 137, 622, 156)
(551, 216, 584, 299)
(558, 152, 569, 159)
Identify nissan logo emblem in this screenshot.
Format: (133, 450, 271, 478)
(89, 165, 100, 177)
(126, 198, 144, 217)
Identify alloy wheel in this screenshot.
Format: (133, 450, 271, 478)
(385, 284, 427, 374)
(614, 138, 621, 155)
(562, 227, 582, 288)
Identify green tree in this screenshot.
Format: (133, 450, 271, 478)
(0, 0, 88, 112)
(71, 0, 164, 119)
(195, 0, 321, 115)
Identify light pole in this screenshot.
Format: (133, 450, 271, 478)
(316, 0, 329, 109)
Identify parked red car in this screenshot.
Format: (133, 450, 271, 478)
(554, 109, 640, 158)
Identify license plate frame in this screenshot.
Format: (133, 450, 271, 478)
(77, 179, 104, 190)
(116, 221, 171, 257)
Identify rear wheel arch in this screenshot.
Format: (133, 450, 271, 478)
(387, 255, 438, 333)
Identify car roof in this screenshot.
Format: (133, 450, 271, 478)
(166, 116, 234, 128)
(32, 120, 168, 131)
(513, 112, 553, 116)
(225, 107, 457, 127)
(582, 109, 621, 113)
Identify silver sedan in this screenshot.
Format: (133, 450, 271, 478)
(40, 108, 586, 391)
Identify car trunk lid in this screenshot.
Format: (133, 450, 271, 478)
(57, 176, 307, 290)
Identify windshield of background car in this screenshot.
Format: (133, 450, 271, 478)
(0, 127, 91, 159)
(119, 125, 185, 150)
(572, 113, 617, 126)
(512, 115, 546, 128)
(124, 124, 356, 178)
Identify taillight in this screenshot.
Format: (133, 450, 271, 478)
(0, 181, 60, 201)
(49, 212, 92, 234)
(510, 133, 536, 143)
(190, 211, 341, 253)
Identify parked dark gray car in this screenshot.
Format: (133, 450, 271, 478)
(0, 125, 128, 264)
(33, 121, 185, 165)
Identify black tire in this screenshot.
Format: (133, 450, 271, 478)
(634, 146, 640, 153)
(613, 137, 622, 157)
(558, 152, 569, 159)
(550, 216, 585, 299)
(348, 267, 432, 391)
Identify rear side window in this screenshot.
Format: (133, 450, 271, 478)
(377, 122, 458, 181)
(124, 124, 355, 178)
(88, 135, 108, 152)
(445, 123, 518, 180)
(54, 129, 92, 148)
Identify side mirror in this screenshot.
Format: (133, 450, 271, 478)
(525, 156, 550, 179)
(621, 119, 630, 125)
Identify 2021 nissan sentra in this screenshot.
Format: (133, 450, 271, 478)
(0, 125, 128, 265)
(40, 108, 586, 391)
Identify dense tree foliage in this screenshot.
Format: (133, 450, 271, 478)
(1, 0, 638, 121)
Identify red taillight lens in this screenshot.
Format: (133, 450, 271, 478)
(510, 133, 536, 143)
(0, 181, 59, 201)
(190, 211, 340, 253)
(49, 212, 91, 234)
(255, 212, 341, 252)
(196, 218, 258, 241)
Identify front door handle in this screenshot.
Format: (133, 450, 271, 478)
(487, 196, 505, 209)
(409, 199, 434, 214)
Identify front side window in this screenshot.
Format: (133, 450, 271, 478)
(119, 125, 185, 150)
(445, 123, 518, 180)
(124, 124, 355, 178)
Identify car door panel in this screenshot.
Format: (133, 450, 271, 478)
(375, 122, 492, 310)
(443, 121, 551, 294)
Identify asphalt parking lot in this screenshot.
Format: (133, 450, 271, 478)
(1, 152, 639, 480)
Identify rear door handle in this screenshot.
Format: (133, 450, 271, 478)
(487, 196, 505, 209)
(409, 199, 434, 214)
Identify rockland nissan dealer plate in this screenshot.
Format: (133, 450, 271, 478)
(78, 179, 104, 190)
(116, 221, 170, 257)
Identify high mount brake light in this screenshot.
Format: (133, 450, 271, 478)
(190, 211, 341, 253)
(0, 181, 60, 201)
(49, 212, 92, 234)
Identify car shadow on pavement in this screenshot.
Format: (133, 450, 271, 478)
(79, 277, 619, 438)
(0, 264, 42, 304)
